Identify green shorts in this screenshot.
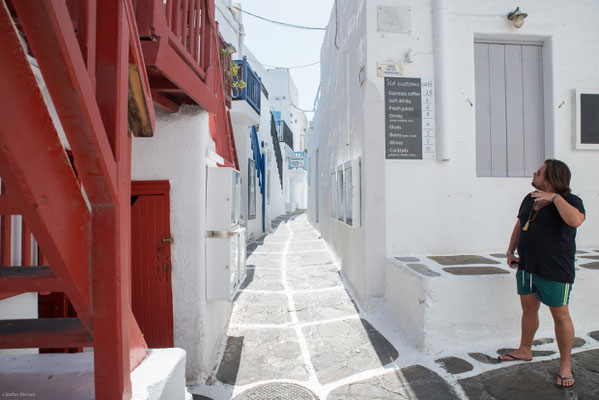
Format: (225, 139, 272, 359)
(516, 269, 572, 307)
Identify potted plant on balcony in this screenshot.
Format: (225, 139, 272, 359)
(220, 49, 247, 97)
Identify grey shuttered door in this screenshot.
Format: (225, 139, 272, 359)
(474, 42, 544, 177)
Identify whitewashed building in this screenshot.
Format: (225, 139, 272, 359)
(129, 1, 301, 383)
(267, 68, 309, 211)
(308, 0, 599, 353)
(0, 0, 305, 394)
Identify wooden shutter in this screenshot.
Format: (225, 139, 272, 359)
(475, 41, 544, 177)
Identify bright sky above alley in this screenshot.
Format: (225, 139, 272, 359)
(231, 0, 335, 118)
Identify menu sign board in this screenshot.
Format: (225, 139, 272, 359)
(384, 77, 436, 159)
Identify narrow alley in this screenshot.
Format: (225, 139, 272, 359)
(191, 212, 599, 400)
(2, 1, 599, 399)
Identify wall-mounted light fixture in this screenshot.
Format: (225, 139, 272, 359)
(405, 48, 414, 63)
(224, 44, 237, 55)
(507, 7, 527, 28)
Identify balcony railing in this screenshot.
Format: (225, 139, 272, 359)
(275, 120, 294, 150)
(270, 113, 284, 188)
(134, 0, 239, 169)
(218, 33, 233, 108)
(135, 0, 209, 77)
(134, 0, 221, 114)
(233, 56, 261, 115)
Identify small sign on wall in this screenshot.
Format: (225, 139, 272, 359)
(377, 6, 411, 33)
(377, 62, 402, 77)
(384, 77, 436, 160)
(289, 152, 306, 169)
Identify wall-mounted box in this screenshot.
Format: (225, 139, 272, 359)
(206, 167, 241, 231)
(206, 227, 247, 301)
(574, 89, 599, 150)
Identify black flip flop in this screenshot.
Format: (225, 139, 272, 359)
(497, 353, 532, 362)
(556, 374, 575, 390)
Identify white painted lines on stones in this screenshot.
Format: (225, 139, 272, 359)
(249, 248, 330, 255)
(280, 220, 321, 388)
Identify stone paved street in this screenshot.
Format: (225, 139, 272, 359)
(191, 212, 599, 399)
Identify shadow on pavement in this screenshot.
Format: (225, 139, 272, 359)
(215, 336, 245, 386)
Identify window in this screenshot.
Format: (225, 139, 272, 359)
(337, 169, 344, 221)
(474, 41, 544, 177)
(307, 157, 311, 187)
(345, 165, 353, 225)
(574, 89, 599, 149)
(330, 171, 337, 218)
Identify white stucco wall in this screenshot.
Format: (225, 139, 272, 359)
(386, 256, 599, 353)
(367, 0, 599, 255)
(289, 170, 308, 210)
(266, 68, 309, 152)
(267, 66, 310, 209)
(132, 107, 230, 383)
(216, 7, 288, 237)
(267, 69, 296, 128)
(215, 0, 243, 57)
(308, 0, 377, 305)
(230, 72, 290, 240)
(311, 0, 599, 306)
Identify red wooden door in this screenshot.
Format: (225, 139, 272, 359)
(131, 181, 173, 348)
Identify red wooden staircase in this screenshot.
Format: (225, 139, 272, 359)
(0, 0, 240, 398)
(0, 0, 149, 398)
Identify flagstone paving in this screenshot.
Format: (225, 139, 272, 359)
(327, 366, 458, 400)
(293, 289, 356, 322)
(215, 328, 309, 385)
(191, 211, 599, 400)
(238, 268, 283, 292)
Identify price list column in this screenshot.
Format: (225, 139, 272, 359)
(421, 78, 436, 159)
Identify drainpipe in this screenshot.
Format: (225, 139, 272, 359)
(232, 3, 245, 55)
(344, 50, 351, 161)
(432, 0, 450, 161)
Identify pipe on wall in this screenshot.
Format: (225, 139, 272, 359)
(432, 0, 450, 161)
(344, 50, 351, 161)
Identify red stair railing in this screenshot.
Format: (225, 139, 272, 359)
(2, 1, 240, 396)
(0, 0, 151, 398)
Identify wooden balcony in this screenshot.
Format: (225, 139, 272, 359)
(134, 0, 220, 114)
